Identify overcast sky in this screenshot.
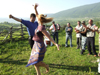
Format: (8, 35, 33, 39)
(0, 0, 100, 18)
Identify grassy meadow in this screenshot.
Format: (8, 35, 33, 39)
(0, 29, 100, 75)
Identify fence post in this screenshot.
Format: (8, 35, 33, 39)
(10, 26, 13, 40)
(20, 24, 24, 39)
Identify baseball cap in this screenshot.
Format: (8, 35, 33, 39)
(82, 21, 85, 24)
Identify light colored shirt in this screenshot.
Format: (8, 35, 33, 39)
(75, 25, 82, 37)
(50, 24, 58, 32)
(80, 26, 86, 32)
(79, 26, 87, 36)
(87, 24, 96, 37)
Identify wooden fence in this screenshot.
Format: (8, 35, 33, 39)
(0, 24, 65, 43)
(0, 24, 28, 43)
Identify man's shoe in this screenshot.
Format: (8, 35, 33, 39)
(70, 45, 73, 47)
(65, 46, 68, 47)
(80, 50, 85, 55)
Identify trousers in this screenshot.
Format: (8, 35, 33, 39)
(87, 37, 97, 55)
(65, 34, 72, 47)
(28, 36, 34, 49)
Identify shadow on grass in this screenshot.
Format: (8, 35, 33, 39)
(0, 37, 28, 45)
(48, 63, 97, 72)
(60, 44, 76, 47)
(0, 58, 27, 65)
(0, 37, 30, 54)
(0, 54, 27, 65)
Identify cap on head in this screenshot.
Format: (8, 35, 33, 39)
(81, 21, 85, 24)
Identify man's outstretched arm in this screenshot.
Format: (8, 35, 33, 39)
(9, 14, 22, 22)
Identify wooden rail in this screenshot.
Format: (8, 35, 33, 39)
(0, 24, 28, 43)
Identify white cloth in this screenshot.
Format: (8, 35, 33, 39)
(75, 25, 82, 37)
(87, 24, 96, 37)
(49, 25, 58, 32)
(44, 31, 51, 47)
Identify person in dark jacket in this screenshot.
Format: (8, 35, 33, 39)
(65, 23, 73, 47)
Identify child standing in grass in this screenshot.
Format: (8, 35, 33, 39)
(26, 4, 60, 75)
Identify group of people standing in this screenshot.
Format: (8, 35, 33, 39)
(43, 21, 60, 47)
(65, 19, 98, 57)
(75, 19, 98, 56)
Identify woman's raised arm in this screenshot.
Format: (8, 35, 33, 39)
(33, 3, 39, 17)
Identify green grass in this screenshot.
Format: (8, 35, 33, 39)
(0, 30, 100, 75)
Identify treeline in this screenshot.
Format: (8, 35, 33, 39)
(53, 18, 100, 27)
(0, 18, 100, 32)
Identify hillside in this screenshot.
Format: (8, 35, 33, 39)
(1, 2, 100, 26)
(49, 2, 100, 19)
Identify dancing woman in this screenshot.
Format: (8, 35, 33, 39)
(26, 4, 60, 75)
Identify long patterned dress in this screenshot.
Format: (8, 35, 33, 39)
(26, 25, 46, 67)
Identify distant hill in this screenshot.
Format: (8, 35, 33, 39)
(49, 2, 100, 19)
(1, 2, 100, 24)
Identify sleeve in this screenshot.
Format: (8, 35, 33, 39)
(87, 25, 89, 27)
(93, 24, 96, 29)
(71, 27, 73, 32)
(65, 27, 67, 32)
(98, 28, 100, 32)
(75, 26, 77, 30)
(66, 27, 69, 32)
(65, 27, 66, 32)
(87, 25, 90, 32)
(79, 26, 82, 31)
(21, 19, 30, 27)
(34, 21, 38, 26)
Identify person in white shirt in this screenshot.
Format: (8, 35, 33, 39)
(86, 19, 98, 57)
(75, 21, 82, 49)
(49, 21, 58, 46)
